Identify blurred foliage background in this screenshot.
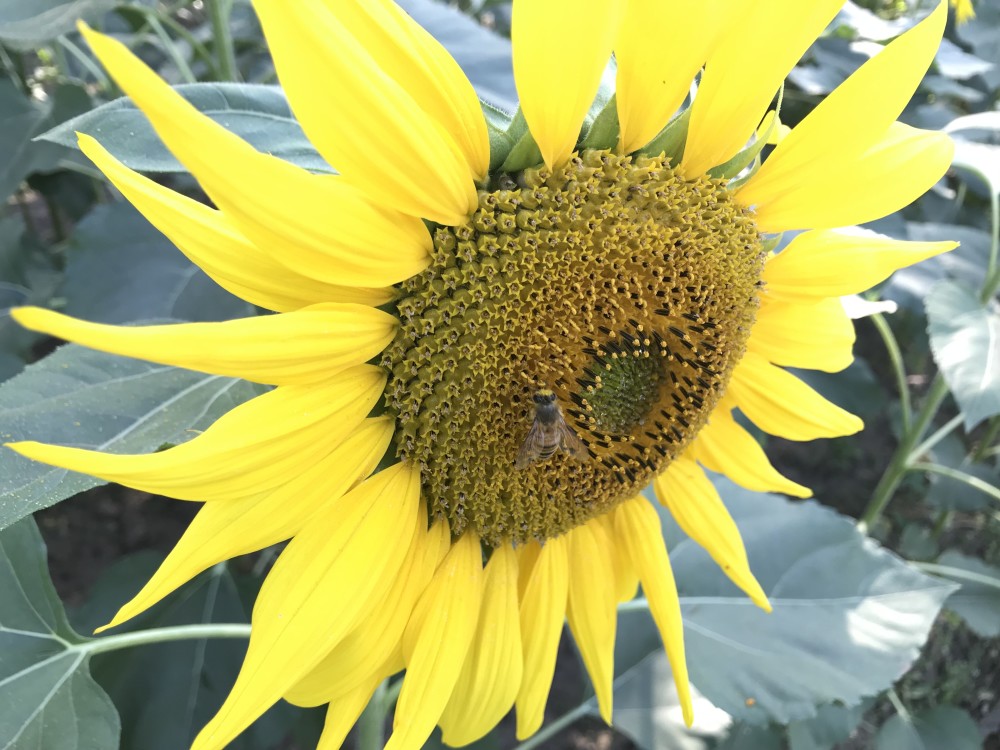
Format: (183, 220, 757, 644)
(0, 1, 998, 749)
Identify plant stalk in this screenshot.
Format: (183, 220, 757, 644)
(81, 623, 251, 656)
(208, 0, 239, 82)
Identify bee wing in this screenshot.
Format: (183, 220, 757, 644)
(515, 420, 548, 469)
(557, 421, 590, 461)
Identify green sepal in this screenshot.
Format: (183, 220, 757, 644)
(637, 106, 692, 164)
(500, 108, 544, 173)
(580, 93, 620, 151)
(482, 98, 517, 173)
(708, 84, 784, 182)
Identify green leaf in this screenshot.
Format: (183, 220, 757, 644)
(0, 81, 91, 199)
(786, 701, 870, 750)
(0, 346, 259, 531)
(875, 706, 981, 750)
(580, 93, 620, 152)
(481, 99, 516, 173)
(710, 86, 783, 182)
(926, 280, 1000, 430)
(927, 551, 1000, 638)
(61, 201, 253, 324)
(0, 517, 119, 749)
(500, 108, 543, 173)
(78, 553, 296, 750)
(925, 433, 999, 512)
(39, 83, 333, 174)
(0, 0, 116, 50)
(615, 480, 955, 726)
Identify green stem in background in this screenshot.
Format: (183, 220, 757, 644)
(973, 417, 1000, 462)
(870, 312, 912, 435)
(208, 0, 239, 82)
(886, 689, 912, 724)
(357, 680, 388, 750)
(858, 375, 950, 531)
(910, 413, 963, 460)
(81, 623, 251, 656)
(930, 509, 952, 539)
(914, 561, 1000, 590)
(982, 187, 1000, 303)
(0, 44, 25, 91)
(133, 6, 216, 75)
(910, 461, 1000, 504)
(144, 14, 197, 84)
(57, 35, 111, 89)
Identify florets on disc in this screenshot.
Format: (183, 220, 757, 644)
(382, 149, 764, 546)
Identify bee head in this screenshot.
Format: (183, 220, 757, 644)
(533, 389, 557, 405)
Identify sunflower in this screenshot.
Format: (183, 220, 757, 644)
(8, 1, 955, 748)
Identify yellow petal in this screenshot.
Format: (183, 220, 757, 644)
(689, 409, 811, 498)
(192, 462, 422, 750)
(78, 135, 393, 311)
(654, 457, 770, 611)
(615, 0, 720, 154)
(515, 535, 569, 740)
(738, 1, 946, 206)
(613, 496, 692, 727)
(322, 0, 488, 180)
(762, 229, 957, 300)
(79, 24, 432, 285)
(385, 532, 485, 750)
(749, 297, 855, 373)
(6, 366, 385, 501)
(439, 543, 522, 747)
(598, 513, 640, 603)
(512, 0, 621, 169)
(727, 352, 864, 441)
(745, 123, 954, 232)
(252, 0, 478, 225)
(11, 304, 396, 386)
(566, 521, 617, 723)
(285, 516, 450, 707)
(316, 677, 383, 750)
(682, 0, 844, 175)
(98, 417, 393, 633)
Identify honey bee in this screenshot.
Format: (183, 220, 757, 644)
(515, 389, 589, 469)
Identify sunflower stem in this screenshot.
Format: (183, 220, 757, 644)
(981, 186, 1000, 303)
(357, 680, 388, 750)
(858, 374, 950, 531)
(870, 312, 912, 435)
(80, 623, 251, 656)
(208, 0, 239, 82)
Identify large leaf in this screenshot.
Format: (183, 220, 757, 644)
(875, 706, 981, 750)
(926, 280, 1000, 430)
(0, 0, 116, 50)
(0, 81, 91, 200)
(0, 345, 259, 531)
(785, 701, 870, 750)
(76, 552, 293, 750)
(0, 517, 119, 750)
(613, 480, 955, 728)
(39, 83, 333, 174)
(61, 201, 253, 324)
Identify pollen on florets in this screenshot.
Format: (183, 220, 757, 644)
(381, 149, 764, 546)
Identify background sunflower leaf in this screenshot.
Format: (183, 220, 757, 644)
(924, 551, 1000, 638)
(74, 551, 298, 750)
(0, 0, 117, 50)
(60, 201, 253, 324)
(37, 83, 334, 174)
(925, 280, 1000, 430)
(614, 480, 955, 726)
(0, 516, 120, 750)
(0, 346, 259, 531)
(874, 705, 981, 750)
